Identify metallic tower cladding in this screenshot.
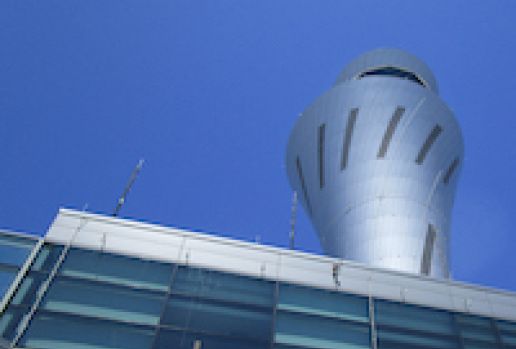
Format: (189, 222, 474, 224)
(286, 48, 463, 278)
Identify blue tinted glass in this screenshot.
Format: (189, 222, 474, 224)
(0, 305, 30, 341)
(456, 315, 496, 343)
(41, 277, 166, 326)
(278, 283, 368, 322)
(11, 272, 48, 306)
(1, 272, 49, 341)
(376, 300, 458, 349)
(460, 328, 496, 343)
(377, 329, 458, 349)
(456, 314, 491, 327)
(60, 248, 171, 292)
(462, 339, 497, 349)
(0, 234, 36, 266)
(162, 296, 271, 341)
(31, 244, 63, 272)
(275, 311, 370, 349)
(154, 329, 265, 349)
(0, 268, 16, 300)
(499, 320, 516, 346)
(20, 312, 154, 349)
(172, 266, 274, 307)
(498, 320, 516, 332)
(376, 300, 454, 335)
(502, 332, 516, 345)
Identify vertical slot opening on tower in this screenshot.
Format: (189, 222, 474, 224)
(416, 124, 443, 164)
(443, 158, 460, 184)
(296, 156, 312, 215)
(377, 106, 405, 158)
(341, 108, 358, 170)
(318, 124, 326, 189)
(420, 224, 437, 276)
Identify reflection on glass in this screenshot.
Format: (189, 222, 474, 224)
(20, 313, 154, 349)
(41, 278, 166, 325)
(172, 266, 274, 307)
(154, 329, 264, 349)
(278, 283, 368, 323)
(0, 233, 37, 266)
(60, 248, 171, 292)
(163, 296, 271, 342)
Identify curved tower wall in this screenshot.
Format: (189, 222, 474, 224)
(286, 49, 463, 278)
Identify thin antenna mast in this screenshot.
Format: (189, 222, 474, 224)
(113, 159, 144, 216)
(289, 191, 298, 249)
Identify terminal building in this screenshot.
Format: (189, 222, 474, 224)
(1, 49, 516, 349)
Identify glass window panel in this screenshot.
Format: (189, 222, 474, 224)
(498, 321, 516, 332)
(456, 314, 491, 328)
(498, 320, 516, 346)
(60, 248, 171, 292)
(11, 272, 48, 306)
(375, 300, 454, 335)
(502, 332, 516, 345)
(0, 263, 19, 274)
(496, 321, 516, 332)
(278, 284, 368, 323)
(41, 278, 166, 326)
(460, 326, 496, 342)
(0, 305, 30, 341)
(154, 329, 265, 349)
(275, 311, 370, 349)
(20, 312, 154, 349)
(0, 268, 16, 300)
(463, 339, 498, 349)
(162, 296, 271, 341)
(172, 266, 274, 307)
(31, 244, 63, 272)
(456, 315, 496, 342)
(0, 234, 36, 266)
(377, 329, 458, 349)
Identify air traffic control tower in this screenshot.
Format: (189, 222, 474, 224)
(286, 48, 464, 279)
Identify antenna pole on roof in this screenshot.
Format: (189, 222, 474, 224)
(113, 159, 144, 217)
(289, 191, 298, 249)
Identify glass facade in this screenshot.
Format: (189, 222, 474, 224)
(0, 232, 38, 303)
(0, 232, 515, 349)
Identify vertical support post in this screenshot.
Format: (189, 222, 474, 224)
(491, 319, 504, 349)
(269, 281, 279, 349)
(369, 296, 378, 349)
(451, 314, 465, 349)
(149, 238, 186, 349)
(289, 191, 297, 250)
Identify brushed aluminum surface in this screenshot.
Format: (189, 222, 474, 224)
(286, 49, 464, 278)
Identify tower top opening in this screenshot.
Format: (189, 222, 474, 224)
(334, 48, 439, 93)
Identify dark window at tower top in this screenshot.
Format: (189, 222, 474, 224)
(358, 67, 426, 87)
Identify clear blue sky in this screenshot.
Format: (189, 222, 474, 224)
(1, 1, 516, 291)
